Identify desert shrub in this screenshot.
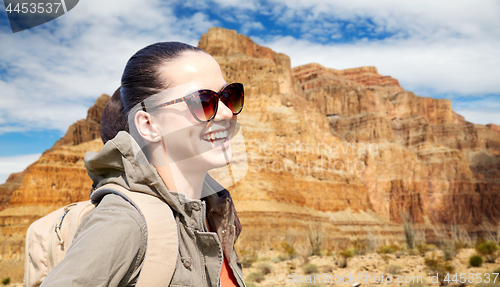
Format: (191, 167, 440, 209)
(352, 237, 369, 255)
(336, 248, 355, 268)
(1, 277, 10, 285)
(377, 244, 400, 254)
(408, 248, 420, 256)
(324, 246, 335, 256)
(476, 240, 500, 263)
(257, 256, 270, 262)
(432, 223, 460, 261)
(308, 222, 325, 256)
(239, 249, 258, 268)
(280, 241, 297, 260)
(401, 210, 416, 250)
(287, 261, 297, 273)
(469, 254, 484, 267)
(385, 264, 403, 275)
(276, 253, 290, 262)
(455, 226, 474, 249)
(416, 243, 437, 257)
(271, 257, 281, 263)
(258, 262, 273, 275)
(340, 248, 355, 258)
(245, 282, 258, 287)
(424, 255, 455, 286)
(246, 271, 265, 283)
(366, 231, 382, 253)
(302, 263, 319, 275)
(336, 255, 347, 268)
(441, 243, 458, 261)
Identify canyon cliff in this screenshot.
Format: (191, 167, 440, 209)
(1, 28, 499, 282)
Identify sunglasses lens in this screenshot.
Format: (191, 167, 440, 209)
(191, 91, 217, 121)
(222, 84, 244, 114)
(186, 84, 244, 122)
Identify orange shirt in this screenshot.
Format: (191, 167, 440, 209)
(220, 256, 238, 286)
(206, 218, 238, 286)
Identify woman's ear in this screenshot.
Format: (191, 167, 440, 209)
(135, 111, 161, 142)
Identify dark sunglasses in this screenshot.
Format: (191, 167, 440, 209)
(141, 83, 244, 123)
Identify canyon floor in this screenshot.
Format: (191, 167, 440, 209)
(2, 248, 499, 286)
(239, 248, 500, 287)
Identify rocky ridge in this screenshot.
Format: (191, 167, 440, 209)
(292, 57, 500, 227)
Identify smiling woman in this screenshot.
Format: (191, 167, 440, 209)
(39, 42, 246, 287)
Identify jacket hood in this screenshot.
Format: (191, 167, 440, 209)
(84, 131, 242, 239)
(85, 131, 243, 245)
(84, 131, 189, 214)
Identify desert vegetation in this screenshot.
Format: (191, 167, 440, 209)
(237, 220, 500, 287)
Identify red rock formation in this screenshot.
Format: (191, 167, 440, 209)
(292, 55, 500, 227)
(0, 171, 27, 211)
(46, 94, 109, 152)
(7, 140, 102, 207)
(487, 123, 500, 137)
(293, 63, 403, 94)
(199, 27, 295, 96)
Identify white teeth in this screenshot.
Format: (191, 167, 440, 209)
(202, 130, 228, 141)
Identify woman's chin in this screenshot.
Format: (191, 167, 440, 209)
(203, 151, 232, 169)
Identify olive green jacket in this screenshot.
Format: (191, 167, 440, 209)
(40, 131, 245, 287)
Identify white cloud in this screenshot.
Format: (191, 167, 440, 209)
(454, 109, 500, 126)
(0, 153, 41, 184)
(240, 21, 265, 34)
(0, 0, 218, 134)
(262, 36, 500, 94)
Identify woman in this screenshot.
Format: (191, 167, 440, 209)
(40, 42, 245, 286)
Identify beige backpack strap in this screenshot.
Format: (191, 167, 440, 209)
(95, 184, 178, 286)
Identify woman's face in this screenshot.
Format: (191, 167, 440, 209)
(149, 51, 236, 172)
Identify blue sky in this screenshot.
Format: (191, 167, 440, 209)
(0, 0, 499, 183)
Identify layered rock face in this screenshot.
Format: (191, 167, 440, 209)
(1, 27, 499, 282)
(0, 171, 26, 210)
(487, 124, 500, 136)
(293, 61, 500, 227)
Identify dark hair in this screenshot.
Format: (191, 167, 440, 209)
(100, 42, 206, 144)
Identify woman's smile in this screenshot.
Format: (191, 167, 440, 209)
(201, 129, 231, 149)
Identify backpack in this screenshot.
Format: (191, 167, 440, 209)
(23, 183, 178, 287)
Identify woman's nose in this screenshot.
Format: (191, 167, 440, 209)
(213, 100, 234, 121)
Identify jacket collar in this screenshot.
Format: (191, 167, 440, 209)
(84, 131, 242, 240)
